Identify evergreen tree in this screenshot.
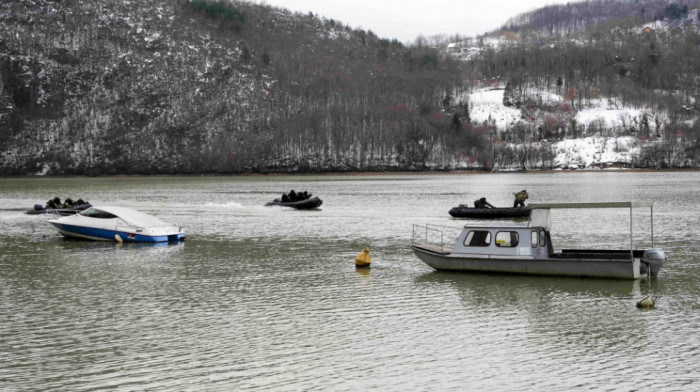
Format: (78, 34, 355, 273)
(443, 93, 452, 108)
(503, 81, 514, 106)
(451, 113, 462, 131)
(556, 77, 563, 94)
(460, 101, 471, 125)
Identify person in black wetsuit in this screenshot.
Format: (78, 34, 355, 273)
(474, 197, 495, 209)
(289, 190, 297, 202)
(46, 197, 61, 209)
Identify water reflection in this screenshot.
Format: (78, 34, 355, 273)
(54, 237, 185, 250)
(415, 271, 640, 302)
(413, 270, 659, 362)
(355, 267, 371, 276)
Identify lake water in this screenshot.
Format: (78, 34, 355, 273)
(1, 172, 699, 391)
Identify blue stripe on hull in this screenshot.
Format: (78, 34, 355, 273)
(54, 223, 184, 243)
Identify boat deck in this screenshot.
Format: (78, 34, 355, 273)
(552, 249, 644, 260)
(413, 245, 644, 261)
(412, 243, 451, 255)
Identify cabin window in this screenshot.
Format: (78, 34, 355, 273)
(531, 231, 538, 248)
(80, 208, 117, 219)
(495, 231, 519, 248)
(539, 230, 547, 248)
(464, 230, 491, 247)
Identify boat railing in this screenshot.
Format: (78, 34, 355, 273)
(411, 224, 459, 254)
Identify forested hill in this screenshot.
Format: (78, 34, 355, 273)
(503, 0, 700, 36)
(454, 0, 699, 169)
(0, 0, 466, 175)
(1, 0, 699, 175)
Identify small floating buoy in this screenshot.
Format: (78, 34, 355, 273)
(636, 295, 660, 309)
(355, 246, 371, 268)
(114, 234, 123, 243)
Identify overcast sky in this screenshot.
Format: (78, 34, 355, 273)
(256, 0, 573, 43)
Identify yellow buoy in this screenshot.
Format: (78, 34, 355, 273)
(114, 234, 123, 243)
(355, 246, 371, 268)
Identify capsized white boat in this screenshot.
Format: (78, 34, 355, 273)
(412, 202, 666, 280)
(49, 206, 185, 243)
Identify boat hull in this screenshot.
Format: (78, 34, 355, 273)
(50, 222, 186, 243)
(265, 196, 323, 210)
(449, 206, 531, 219)
(413, 246, 645, 279)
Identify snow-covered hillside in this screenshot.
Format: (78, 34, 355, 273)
(551, 137, 641, 168)
(468, 88, 521, 128)
(467, 87, 666, 132)
(462, 86, 690, 169)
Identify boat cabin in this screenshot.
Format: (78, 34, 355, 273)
(453, 225, 551, 259)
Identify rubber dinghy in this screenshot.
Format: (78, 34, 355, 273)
(449, 205, 531, 219)
(26, 203, 92, 216)
(265, 196, 323, 210)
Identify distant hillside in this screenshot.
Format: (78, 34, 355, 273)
(1, 0, 698, 174)
(503, 0, 700, 36)
(0, 0, 467, 175)
(441, 0, 700, 169)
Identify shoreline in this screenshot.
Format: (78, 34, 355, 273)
(1, 167, 698, 179)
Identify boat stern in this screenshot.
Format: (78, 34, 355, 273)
(168, 233, 186, 242)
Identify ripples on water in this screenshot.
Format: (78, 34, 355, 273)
(1, 172, 699, 390)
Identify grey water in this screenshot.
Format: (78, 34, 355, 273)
(1, 172, 699, 391)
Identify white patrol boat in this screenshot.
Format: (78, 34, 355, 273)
(49, 206, 186, 243)
(412, 202, 666, 280)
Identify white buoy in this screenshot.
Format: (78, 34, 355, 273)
(114, 234, 123, 243)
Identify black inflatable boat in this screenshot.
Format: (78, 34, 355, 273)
(26, 203, 92, 216)
(449, 205, 531, 219)
(265, 196, 323, 210)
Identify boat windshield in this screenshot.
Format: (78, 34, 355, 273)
(80, 208, 118, 219)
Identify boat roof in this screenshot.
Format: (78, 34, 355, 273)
(462, 225, 539, 230)
(86, 206, 170, 227)
(530, 201, 653, 209)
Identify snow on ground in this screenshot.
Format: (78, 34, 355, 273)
(468, 87, 521, 129)
(532, 90, 561, 105)
(481, 37, 502, 48)
(551, 136, 640, 168)
(467, 87, 658, 132)
(575, 99, 644, 128)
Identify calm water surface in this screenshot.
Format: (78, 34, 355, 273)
(1, 172, 699, 391)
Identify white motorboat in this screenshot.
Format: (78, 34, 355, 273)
(48, 206, 186, 243)
(412, 202, 666, 280)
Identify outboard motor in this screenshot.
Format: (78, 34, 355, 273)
(642, 248, 667, 277)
